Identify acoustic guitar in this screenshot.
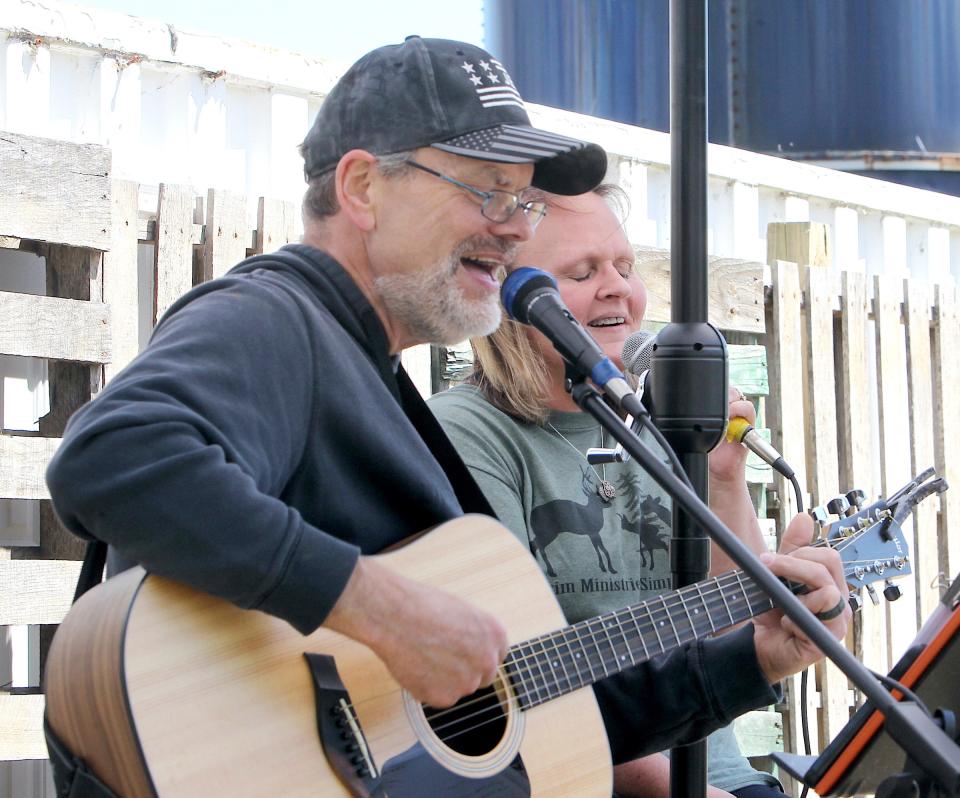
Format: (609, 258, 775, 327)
(45, 493, 917, 797)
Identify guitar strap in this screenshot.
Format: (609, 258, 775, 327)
(395, 364, 497, 518)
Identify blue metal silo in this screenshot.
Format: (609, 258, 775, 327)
(485, 0, 960, 196)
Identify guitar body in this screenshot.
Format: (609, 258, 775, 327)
(45, 516, 612, 797)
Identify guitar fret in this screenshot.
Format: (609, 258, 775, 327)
(503, 648, 533, 709)
(717, 577, 736, 626)
(627, 606, 651, 660)
(676, 590, 698, 641)
(660, 594, 683, 645)
(519, 642, 547, 707)
(649, 601, 666, 653)
(539, 636, 565, 699)
(572, 622, 598, 683)
(599, 613, 623, 672)
(546, 630, 577, 693)
(586, 618, 613, 677)
(530, 637, 555, 701)
(612, 611, 638, 668)
(739, 572, 774, 616)
(693, 582, 718, 633)
(560, 627, 589, 690)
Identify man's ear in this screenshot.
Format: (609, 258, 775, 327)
(335, 150, 379, 231)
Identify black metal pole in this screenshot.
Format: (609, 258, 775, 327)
(668, 2, 711, 797)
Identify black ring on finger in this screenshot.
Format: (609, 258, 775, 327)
(815, 597, 847, 622)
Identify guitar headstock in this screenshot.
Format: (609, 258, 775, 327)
(831, 511, 911, 592)
(812, 468, 947, 608)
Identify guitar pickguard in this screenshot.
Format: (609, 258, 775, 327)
(381, 743, 530, 797)
(305, 652, 531, 797)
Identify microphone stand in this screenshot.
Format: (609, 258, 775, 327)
(664, 2, 715, 796)
(564, 375, 960, 798)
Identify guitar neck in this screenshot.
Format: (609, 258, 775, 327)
(504, 569, 780, 710)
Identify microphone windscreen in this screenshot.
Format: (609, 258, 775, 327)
(621, 330, 655, 375)
(500, 266, 558, 324)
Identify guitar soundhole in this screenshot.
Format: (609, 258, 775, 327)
(422, 683, 507, 757)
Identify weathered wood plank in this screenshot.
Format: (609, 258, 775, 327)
(903, 281, 940, 622)
(0, 436, 60, 499)
(203, 188, 248, 280)
(768, 260, 814, 756)
(932, 284, 960, 579)
(874, 275, 919, 660)
(840, 271, 887, 677)
(0, 130, 111, 250)
(256, 197, 296, 255)
(635, 247, 764, 333)
(728, 345, 769, 396)
(803, 265, 852, 743)
(0, 694, 46, 761)
(103, 180, 141, 382)
(0, 559, 81, 624)
(154, 183, 197, 324)
(766, 222, 830, 269)
(0, 291, 110, 362)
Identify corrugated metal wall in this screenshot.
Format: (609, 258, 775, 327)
(486, 0, 960, 195)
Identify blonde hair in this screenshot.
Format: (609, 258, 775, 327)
(469, 319, 553, 424)
(468, 183, 630, 424)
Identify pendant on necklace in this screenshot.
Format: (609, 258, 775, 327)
(597, 480, 617, 502)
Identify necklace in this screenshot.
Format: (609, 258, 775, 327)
(546, 422, 617, 502)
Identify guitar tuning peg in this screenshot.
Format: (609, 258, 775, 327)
(845, 489, 866, 510)
(865, 584, 881, 606)
(827, 495, 851, 517)
(883, 581, 902, 602)
(848, 592, 863, 613)
(809, 505, 830, 528)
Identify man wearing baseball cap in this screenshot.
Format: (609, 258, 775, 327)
(49, 29, 607, 724)
(47, 36, 846, 793)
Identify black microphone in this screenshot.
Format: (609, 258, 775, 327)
(501, 267, 645, 417)
(622, 330, 795, 477)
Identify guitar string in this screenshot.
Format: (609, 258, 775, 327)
(340, 531, 887, 737)
(339, 531, 894, 745)
(427, 545, 896, 747)
(373, 551, 890, 749)
(429, 557, 879, 746)
(428, 572, 771, 742)
(339, 571, 771, 748)
(403, 576, 767, 747)
(345, 556, 884, 747)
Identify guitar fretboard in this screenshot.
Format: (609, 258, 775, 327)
(503, 570, 777, 709)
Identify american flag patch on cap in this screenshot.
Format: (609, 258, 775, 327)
(460, 58, 524, 110)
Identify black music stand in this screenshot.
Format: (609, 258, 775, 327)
(773, 573, 960, 797)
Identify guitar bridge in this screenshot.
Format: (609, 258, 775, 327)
(304, 653, 384, 797)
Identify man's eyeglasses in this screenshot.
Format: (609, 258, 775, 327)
(406, 160, 548, 230)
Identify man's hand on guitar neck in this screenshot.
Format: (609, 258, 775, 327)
(324, 555, 509, 708)
(752, 513, 852, 685)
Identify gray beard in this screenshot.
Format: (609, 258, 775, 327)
(374, 246, 507, 346)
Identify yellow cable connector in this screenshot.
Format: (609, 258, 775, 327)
(726, 416, 752, 444)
